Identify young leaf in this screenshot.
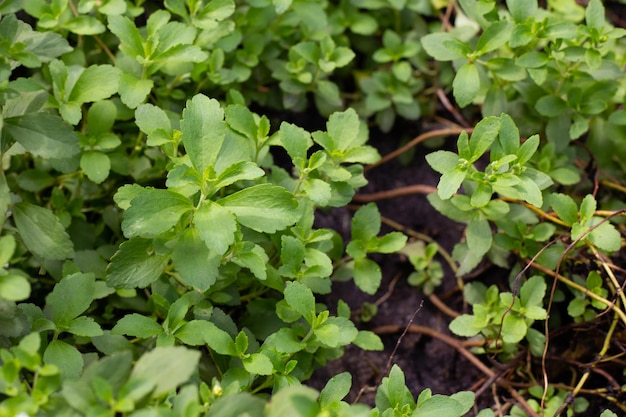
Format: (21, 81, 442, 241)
(469, 116, 501, 162)
(107, 15, 145, 59)
(453, 62, 480, 108)
(506, 0, 538, 22)
(242, 353, 273, 375)
(437, 168, 465, 200)
(47, 272, 96, 325)
(112, 313, 163, 338)
(353, 257, 382, 295)
(351, 203, 381, 242)
(425, 151, 459, 174)
(68, 64, 121, 104)
(122, 189, 193, 238)
(474, 21, 513, 55)
(218, 184, 299, 233)
(80, 150, 110, 184)
(284, 281, 316, 323)
(466, 216, 492, 259)
(319, 372, 351, 406)
(585, 0, 605, 30)
(106, 238, 170, 288)
(12, 202, 74, 260)
(181, 94, 227, 176)
(520, 276, 546, 308)
(353, 330, 384, 351)
(421, 33, 468, 61)
(118, 73, 153, 109)
(129, 346, 201, 397)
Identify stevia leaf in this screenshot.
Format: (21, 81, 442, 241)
(242, 353, 273, 375)
(413, 394, 465, 417)
(106, 238, 170, 288)
(65, 316, 103, 337)
(585, 0, 605, 30)
(279, 121, 313, 161)
(475, 21, 513, 55)
(284, 281, 315, 323)
(44, 340, 83, 380)
(517, 135, 539, 165)
(64, 15, 106, 35)
(320, 372, 351, 406)
(231, 242, 269, 281)
(122, 189, 193, 238)
(218, 184, 299, 233)
(502, 313, 527, 343)
(225, 104, 258, 141)
(466, 216, 492, 259)
(69, 64, 120, 104)
(425, 150, 459, 174)
(118, 73, 153, 109)
(421, 32, 468, 61)
(194, 200, 237, 255)
(47, 272, 96, 324)
(107, 15, 145, 59)
(506, 0, 538, 22)
(437, 168, 465, 200)
(588, 220, 622, 252)
(579, 194, 596, 223)
(353, 257, 381, 295)
(130, 346, 200, 397)
(351, 203, 381, 242)
(520, 275, 546, 307)
(12, 202, 74, 260)
(325, 108, 362, 151)
(3, 113, 80, 159)
(497, 113, 520, 155)
(80, 150, 110, 184)
(0, 274, 30, 301)
(469, 116, 501, 162)
(181, 94, 226, 176)
(171, 228, 221, 292)
(112, 313, 163, 338)
(453, 62, 480, 108)
(352, 330, 384, 351)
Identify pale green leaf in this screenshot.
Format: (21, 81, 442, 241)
(352, 203, 381, 241)
(466, 216, 492, 258)
(284, 281, 315, 322)
(421, 32, 468, 61)
(171, 228, 221, 292)
(130, 346, 200, 397)
(118, 73, 153, 109)
(194, 200, 236, 255)
(218, 184, 299, 233)
(112, 313, 163, 338)
(13, 202, 74, 260)
(44, 340, 83, 380)
(426, 150, 460, 174)
(502, 313, 527, 343)
(0, 274, 31, 301)
(81, 150, 111, 184)
(69, 65, 120, 103)
(453, 62, 480, 108)
(352, 330, 384, 351)
(353, 257, 381, 295)
(242, 353, 273, 375)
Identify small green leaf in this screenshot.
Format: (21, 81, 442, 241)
(44, 340, 83, 380)
(122, 189, 193, 238)
(588, 220, 622, 252)
(520, 276, 546, 308)
(13, 202, 74, 260)
(469, 116, 502, 162)
(437, 168, 465, 200)
(130, 346, 201, 397)
(353, 330, 384, 351)
(506, 0, 538, 22)
(548, 193, 578, 226)
(218, 184, 299, 233)
(421, 33, 468, 61)
(449, 314, 481, 337)
(284, 281, 315, 323)
(501, 313, 527, 343)
(65, 316, 103, 337)
(320, 372, 352, 406)
(585, 0, 605, 30)
(106, 238, 170, 289)
(118, 73, 153, 109)
(242, 353, 273, 375)
(0, 274, 31, 301)
(47, 272, 96, 324)
(466, 217, 492, 259)
(194, 200, 236, 255)
(171, 228, 221, 292)
(112, 313, 163, 338)
(279, 121, 313, 161)
(414, 394, 465, 417)
(353, 257, 382, 295)
(107, 15, 145, 59)
(535, 95, 568, 117)
(453, 62, 480, 108)
(64, 15, 106, 35)
(373, 232, 407, 253)
(352, 203, 381, 242)
(475, 21, 513, 55)
(81, 150, 111, 184)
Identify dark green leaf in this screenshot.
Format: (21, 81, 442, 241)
(466, 216, 492, 259)
(122, 189, 193, 238)
(13, 202, 74, 260)
(172, 228, 221, 292)
(4, 113, 80, 158)
(112, 313, 163, 338)
(47, 272, 96, 324)
(106, 238, 169, 288)
(44, 340, 83, 380)
(81, 150, 110, 184)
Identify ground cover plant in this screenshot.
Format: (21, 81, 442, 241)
(1, 0, 626, 416)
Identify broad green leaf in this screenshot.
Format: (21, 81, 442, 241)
(284, 281, 315, 323)
(373, 232, 407, 253)
(279, 121, 313, 161)
(3, 113, 80, 158)
(520, 276, 546, 307)
(106, 238, 170, 288)
(266, 385, 320, 417)
(585, 0, 605, 30)
(87, 100, 117, 136)
(588, 220, 622, 252)
(218, 184, 299, 233)
(502, 313, 527, 343)
(231, 242, 269, 281)
(118, 73, 153, 109)
(130, 346, 200, 397)
(47, 272, 96, 324)
(13, 202, 74, 260)
(353, 257, 381, 295)
(320, 372, 351, 406)
(194, 200, 236, 255)
(205, 393, 265, 417)
(80, 150, 110, 184)
(453, 62, 480, 108)
(425, 150, 459, 174)
(107, 15, 145, 59)
(0, 274, 30, 301)
(172, 228, 221, 292)
(413, 394, 466, 417)
(0, 15, 72, 65)
(212, 161, 264, 191)
(352, 203, 381, 242)
(469, 116, 501, 162)
(112, 313, 163, 338)
(224, 104, 258, 141)
(466, 217, 492, 259)
(421, 32, 468, 61)
(65, 316, 103, 337)
(64, 15, 106, 35)
(68, 64, 120, 103)
(475, 21, 513, 55)
(449, 314, 481, 337)
(325, 108, 363, 151)
(135, 103, 172, 142)
(437, 168, 465, 200)
(352, 330, 384, 351)
(122, 189, 193, 238)
(517, 135, 539, 165)
(44, 340, 83, 380)
(506, 0, 538, 22)
(242, 353, 273, 375)
(181, 94, 226, 176)
(175, 320, 232, 350)
(535, 95, 568, 118)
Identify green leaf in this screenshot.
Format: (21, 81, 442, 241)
(548, 193, 578, 226)
(506, 0, 538, 22)
(112, 313, 163, 338)
(353, 330, 384, 351)
(585, 0, 605, 30)
(44, 340, 83, 380)
(13, 202, 74, 260)
(469, 116, 501, 162)
(130, 346, 200, 397)
(475, 21, 513, 55)
(80, 150, 110, 184)
(47, 272, 95, 324)
(279, 121, 313, 161)
(135, 103, 172, 144)
(535, 95, 568, 118)
(352, 203, 381, 242)
(194, 200, 236, 255)
(3, 113, 80, 158)
(172, 228, 221, 292)
(353, 257, 382, 295)
(374, 232, 408, 254)
(0, 274, 31, 301)
(68, 64, 120, 103)
(588, 220, 622, 252)
(181, 94, 226, 176)
(324, 107, 363, 152)
(501, 313, 527, 343)
(118, 73, 153, 109)
(437, 168, 465, 200)
(520, 276, 546, 307)
(106, 238, 170, 288)
(579, 194, 596, 222)
(232, 243, 269, 281)
(453, 62, 480, 108)
(66, 316, 103, 337)
(266, 385, 320, 417)
(218, 184, 299, 233)
(517, 135, 539, 165)
(242, 353, 273, 375)
(175, 320, 230, 349)
(107, 15, 145, 59)
(284, 281, 315, 323)
(320, 372, 351, 406)
(421, 33, 468, 61)
(205, 393, 265, 417)
(425, 151, 459, 174)
(466, 217, 492, 259)
(122, 189, 193, 238)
